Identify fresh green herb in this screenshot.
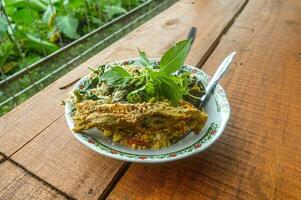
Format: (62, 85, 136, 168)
(127, 88, 144, 103)
(99, 39, 195, 106)
(73, 89, 83, 102)
(158, 76, 182, 105)
(138, 49, 151, 67)
(100, 66, 132, 86)
(87, 93, 100, 101)
(159, 40, 192, 74)
(144, 82, 155, 97)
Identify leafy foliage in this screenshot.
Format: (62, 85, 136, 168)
(11, 8, 39, 24)
(0, 41, 14, 71)
(100, 39, 194, 106)
(25, 33, 59, 54)
(138, 49, 151, 67)
(0, 0, 146, 77)
(0, 16, 8, 38)
(4, 0, 47, 11)
(104, 5, 127, 20)
(160, 40, 191, 74)
(56, 15, 80, 39)
(100, 66, 132, 85)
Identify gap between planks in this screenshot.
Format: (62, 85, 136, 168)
(196, 0, 249, 68)
(97, 162, 131, 200)
(8, 114, 64, 158)
(0, 152, 7, 164)
(3, 0, 251, 199)
(0, 154, 76, 200)
(97, 0, 251, 199)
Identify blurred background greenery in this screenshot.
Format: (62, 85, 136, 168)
(0, 0, 148, 79)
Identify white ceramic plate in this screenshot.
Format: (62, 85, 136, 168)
(65, 58, 230, 163)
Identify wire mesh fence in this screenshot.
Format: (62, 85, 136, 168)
(0, 0, 179, 116)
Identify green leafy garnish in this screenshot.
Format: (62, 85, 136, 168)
(138, 49, 151, 67)
(99, 39, 194, 106)
(158, 76, 183, 105)
(127, 88, 144, 103)
(100, 66, 132, 86)
(160, 40, 192, 74)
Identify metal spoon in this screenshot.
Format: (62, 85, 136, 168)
(173, 52, 236, 144)
(199, 51, 236, 109)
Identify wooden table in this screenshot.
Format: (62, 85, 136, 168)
(1, 0, 301, 199)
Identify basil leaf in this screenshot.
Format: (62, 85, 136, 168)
(100, 66, 132, 86)
(138, 49, 151, 67)
(158, 76, 182, 106)
(178, 72, 190, 93)
(160, 39, 191, 74)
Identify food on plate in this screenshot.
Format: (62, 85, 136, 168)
(72, 100, 207, 149)
(67, 39, 208, 149)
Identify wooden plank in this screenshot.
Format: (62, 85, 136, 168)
(7, 0, 248, 199)
(11, 116, 124, 200)
(0, 0, 247, 156)
(0, 155, 4, 163)
(0, 161, 67, 200)
(107, 0, 301, 199)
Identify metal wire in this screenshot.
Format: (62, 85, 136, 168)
(0, 0, 153, 87)
(0, 0, 172, 109)
(0, 1, 24, 59)
(0, 68, 18, 106)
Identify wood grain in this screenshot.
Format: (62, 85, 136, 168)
(6, 0, 248, 199)
(0, 161, 67, 200)
(0, 0, 247, 156)
(11, 116, 124, 200)
(2, 0, 248, 199)
(107, 0, 301, 199)
(0, 155, 4, 163)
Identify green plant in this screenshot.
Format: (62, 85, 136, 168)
(100, 39, 197, 106)
(0, 0, 146, 77)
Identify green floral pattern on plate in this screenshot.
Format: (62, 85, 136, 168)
(80, 122, 219, 160)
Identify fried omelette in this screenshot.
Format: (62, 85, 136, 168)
(72, 100, 207, 149)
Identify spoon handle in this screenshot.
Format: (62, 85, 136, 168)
(199, 52, 236, 109)
(187, 27, 197, 48)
